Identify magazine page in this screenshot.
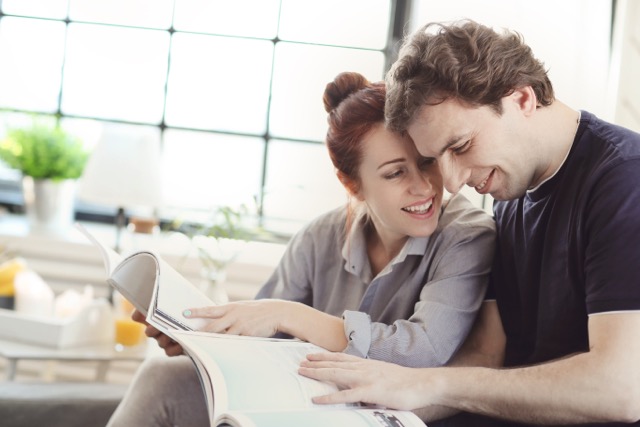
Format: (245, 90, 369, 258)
(216, 408, 426, 427)
(170, 331, 359, 425)
(75, 223, 122, 278)
(76, 223, 152, 315)
(145, 252, 217, 331)
(110, 251, 217, 332)
(76, 224, 217, 332)
(108, 251, 158, 317)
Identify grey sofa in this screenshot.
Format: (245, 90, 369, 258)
(0, 382, 127, 427)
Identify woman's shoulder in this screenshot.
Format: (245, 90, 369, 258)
(437, 193, 496, 235)
(293, 204, 349, 240)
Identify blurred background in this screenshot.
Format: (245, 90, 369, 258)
(0, 0, 636, 239)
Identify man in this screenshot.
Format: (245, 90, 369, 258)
(299, 20, 640, 426)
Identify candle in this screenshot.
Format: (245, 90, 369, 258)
(14, 270, 55, 317)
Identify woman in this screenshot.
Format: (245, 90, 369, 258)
(107, 72, 495, 426)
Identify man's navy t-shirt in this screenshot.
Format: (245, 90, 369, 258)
(462, 111, 640, 427)
(491, 111, 640, 369)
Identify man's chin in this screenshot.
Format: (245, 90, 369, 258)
(489, 188, 527, 201)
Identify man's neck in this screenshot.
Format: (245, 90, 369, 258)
(528, 102, 581, 190)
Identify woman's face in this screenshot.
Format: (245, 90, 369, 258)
(355, 124, 444, 243)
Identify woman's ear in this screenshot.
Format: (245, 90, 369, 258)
(337, 171, 363, 200)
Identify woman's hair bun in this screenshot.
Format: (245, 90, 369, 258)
(323, 71, 370, 113)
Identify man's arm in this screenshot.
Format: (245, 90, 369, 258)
(432, 311, 640, 424)
(301, 311, 640, 424)
(447, 300, 506, 368)
(412, 300, 505, 421)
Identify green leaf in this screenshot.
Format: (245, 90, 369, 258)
(0, 117, 89, 180)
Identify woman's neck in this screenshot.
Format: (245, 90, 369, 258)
(365, 220, 408, 277)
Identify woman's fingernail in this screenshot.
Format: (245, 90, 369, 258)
(183, 309, 192, 317)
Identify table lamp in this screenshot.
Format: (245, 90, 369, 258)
(77, 127, 163, 253)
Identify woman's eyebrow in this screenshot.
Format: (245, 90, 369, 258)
(377, 158, 405, 170)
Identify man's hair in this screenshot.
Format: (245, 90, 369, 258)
(385, 20, 555, 131)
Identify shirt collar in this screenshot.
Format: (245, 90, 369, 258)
(341, 209, 430, 279)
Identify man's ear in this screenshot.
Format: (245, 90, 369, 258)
(509, 86, 537, 117)
(337, 171, 364, 201)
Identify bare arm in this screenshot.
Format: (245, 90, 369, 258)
(300, 311, 640, 424)
(432, 312, 640, 424)
(185, 299, 348, 351)
(447, 300, 505, 368)
(412, 300, 505, 421)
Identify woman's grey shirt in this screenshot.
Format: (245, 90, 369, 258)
(256, 193, 496, 368)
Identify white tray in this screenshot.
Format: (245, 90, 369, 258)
(0, 300, 114, 349)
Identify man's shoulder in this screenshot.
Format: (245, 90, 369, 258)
(580, 110, 640, 160)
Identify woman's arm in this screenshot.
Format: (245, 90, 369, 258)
(184, 300, 349, 351)
(345, 204, 496, 367)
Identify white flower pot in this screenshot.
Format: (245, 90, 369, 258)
(22, 176, 77, 234)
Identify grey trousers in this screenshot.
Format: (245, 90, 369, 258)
(107, 356, 210, 427)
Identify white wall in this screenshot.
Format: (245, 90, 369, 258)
(608, 0, 640, 132)
(408, 0, 613, 120)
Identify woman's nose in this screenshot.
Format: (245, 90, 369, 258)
(439, 160, 466, 194)
(409, 172, 433, 194)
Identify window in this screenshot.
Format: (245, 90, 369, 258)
(0, 0, 406, 236)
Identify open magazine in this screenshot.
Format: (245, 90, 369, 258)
(76, 223, 216, 332)
(77, 224, 426, 427)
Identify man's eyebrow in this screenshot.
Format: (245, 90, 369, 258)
(439, 135, 466, 156)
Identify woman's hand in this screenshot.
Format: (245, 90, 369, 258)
(131, 309, 184, 356)
(183, 300, 291, 337)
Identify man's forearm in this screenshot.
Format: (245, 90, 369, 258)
(434, 312, 640, 425)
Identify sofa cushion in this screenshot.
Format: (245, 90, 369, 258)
(0, 382, 127, 427)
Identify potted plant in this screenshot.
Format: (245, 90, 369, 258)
(0, 118, 89, 232)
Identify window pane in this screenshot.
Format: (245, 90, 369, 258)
(279, 0, 391, 49)
(173, 0, 280, 38)
(165, 33, 273, 134)
(0, 17, 66, 112)
(269, 43, 385, 141)
(1, 0, 69, 19)
(62, 23, 169, 124)
(162, 129, 264, 211)
(68, 0, 173, 29)
(263, 139, 346, 233)
(59, 117, 123, 152)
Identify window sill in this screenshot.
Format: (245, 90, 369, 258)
(0, 212, 285, 301)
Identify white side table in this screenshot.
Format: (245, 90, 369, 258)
(0, 338, 149, 382)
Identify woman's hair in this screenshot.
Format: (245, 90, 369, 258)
(385, 20, 555, 132)
(323, 71, 386, 195)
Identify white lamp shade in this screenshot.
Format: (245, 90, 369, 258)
(78, 127, 163, 209)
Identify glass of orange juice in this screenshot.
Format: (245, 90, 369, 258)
(113, 291, 145, 350)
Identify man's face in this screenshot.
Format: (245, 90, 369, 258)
(406, 96, 536, 201)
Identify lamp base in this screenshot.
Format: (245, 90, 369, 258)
(128, 216, 160, 235)
(114, 207, 126, 254)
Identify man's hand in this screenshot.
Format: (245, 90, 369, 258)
(131, 309, 184, 356)
(298, 352, 434, 410)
